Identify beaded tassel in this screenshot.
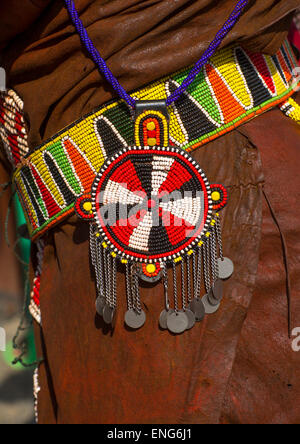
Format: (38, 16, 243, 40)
(173, 262, 179, 315)
(124, 264, 147, 330)
(181, 260, 187, 313)
(27, 242, 44, 423)
(93, 227, 107, 318)
(193, 249, 202, 301)
(214, 215, 224, 261)
(280, 98, 300, 124)
(163, 265, 170, 312)
(210, 229, 219, 285)
(214, 214, 235, 281)
(125, 263, 133, 311)
(203, 240, 212, 294)
(33, 367, 41, 424)
(29, 239, 45, 325)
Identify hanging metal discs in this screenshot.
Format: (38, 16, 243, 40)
(218, 257, 234, 280)
(202, 292, 220, 314)
(103, 305, 116, 325)
(183, 309, 196, 330)
(159, 309, 174, 330)
(166, 311, 189, 334)
(95, 296, 106, 316)
(212, 278, 223, 300)
(188, 298, 206, 322)
(125, 309, 146, 329)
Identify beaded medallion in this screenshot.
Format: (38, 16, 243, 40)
(75, 101, 231, 334)
(91, 146, 213, 262)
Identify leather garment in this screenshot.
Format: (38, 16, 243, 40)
(0, 0, 299, 424)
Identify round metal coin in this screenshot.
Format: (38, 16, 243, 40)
(103, 304, 116, 325)
(218, 257, 234, 280)
(167, 311, 189, 334)
(212, 279, 223, 301)
(183, 309, 196, 329)
(159, 309, 174, 330)
(125, 309, 146, 329)
(188, 298, 206, 322)
(207, 288, 219, 306)
(202, 293, 220, 314)
(95, 296, 106, 316)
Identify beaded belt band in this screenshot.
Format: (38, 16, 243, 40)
(6, 39, 299, 241)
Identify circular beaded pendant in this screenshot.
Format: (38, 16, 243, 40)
(73, 102, 231, 334)
(90, 146, 214, 263)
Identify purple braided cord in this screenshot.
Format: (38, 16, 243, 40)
(64, 0, 248, 108)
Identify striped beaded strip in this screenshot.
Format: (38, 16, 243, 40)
(6, 40, 300, 241)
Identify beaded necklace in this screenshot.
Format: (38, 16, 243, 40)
(62, 0, 248, 333)
(65, 0, 248, 108)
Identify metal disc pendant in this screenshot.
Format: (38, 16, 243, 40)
(207, 288, 219, 307)
(159, 309, 174, 330)
(125, 309, 146, 330)
(207, 279, 223, 306)
(202, 293, 220, 314)
(103, 304, 116, 325)
(218, 257, 234, 280)
(212, 278, 223, 301)
(95, 296, 106, 316)
(167, 311, 188, 334)
(188, 298, 205, 322)
(183, 309, 196, 330)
